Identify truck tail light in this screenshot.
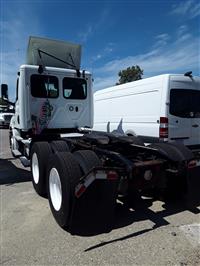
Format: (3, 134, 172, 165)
(107, 171, 118, 180)
(188, 160, 197, 169)
(159, 117, 168, 138)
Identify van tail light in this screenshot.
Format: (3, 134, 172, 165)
(159, 117, 168, 138)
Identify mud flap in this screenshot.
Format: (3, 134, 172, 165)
(68, 179, 119, 236)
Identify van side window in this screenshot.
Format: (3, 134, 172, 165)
(31, 75, 59, 98)
(170, 89, 200, 118)
(63, 77, 87, 99)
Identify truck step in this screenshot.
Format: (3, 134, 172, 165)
(15, 135, 23, 141)
(21, 139, 30, 145)
(19, 156, 30, 167)
(12, 149, 22, 157)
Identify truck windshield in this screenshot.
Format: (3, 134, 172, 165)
(63, 77, 87, 99)
(170, 89, 200, 118)
(31, 74, 59, 98)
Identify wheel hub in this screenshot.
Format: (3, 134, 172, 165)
(49, 167, 62, 211)
(32, 153, 39, 184)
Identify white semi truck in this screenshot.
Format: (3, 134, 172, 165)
(1, 37, 197, 235)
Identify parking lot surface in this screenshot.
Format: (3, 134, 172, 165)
(0, 129, 200, 265)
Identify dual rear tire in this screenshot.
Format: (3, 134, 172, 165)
(30, 140, 69, 196)
(30, 141, 102, 229)
(47, 152, 82, 229)
(30, 142, 52, 196)
(47, 150, 102, 229)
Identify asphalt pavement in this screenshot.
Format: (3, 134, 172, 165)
(0, 129, 200, 265)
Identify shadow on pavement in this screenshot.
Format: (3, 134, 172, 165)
(0, 158, 31, 185)
(83, 169, 200, 249)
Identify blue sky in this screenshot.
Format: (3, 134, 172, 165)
(0, 0, 200, 100)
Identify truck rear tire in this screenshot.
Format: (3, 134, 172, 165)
(50, 140, 70, 153)
(30, 142, 52, 196)
(73, 150, 102, 174)
(47, 152, 82, 229)
(149, 143, 189, 162)
(164, 172, 188, 201)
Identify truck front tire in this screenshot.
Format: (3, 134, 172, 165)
(30, 142, 52, 196)
(9, 128, 19, 158)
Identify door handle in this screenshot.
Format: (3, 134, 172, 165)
(192, 124, 199, 128)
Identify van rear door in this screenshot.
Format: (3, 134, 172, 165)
(190, 88, 200, 147)
(168, 76, 200, 147)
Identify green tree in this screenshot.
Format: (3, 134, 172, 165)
(116, 65, 143, 85)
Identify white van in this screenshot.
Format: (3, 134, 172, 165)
(93, 73, 200, 149)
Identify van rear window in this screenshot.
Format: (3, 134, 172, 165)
(170, 89, 200, 118)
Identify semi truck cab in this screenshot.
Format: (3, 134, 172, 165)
(12, 65, 93, 136)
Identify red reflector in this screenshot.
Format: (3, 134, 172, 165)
(188, 160, 197, 169)
(75, 184, 86, 198)
(107, 171, 118, 180)
(159, 127, 168, 138)
(160, 117, 168, 123)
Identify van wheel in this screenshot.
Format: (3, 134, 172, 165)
(30, 142, 52, 197)
(47, 152, 82, 229)
(50, 140, 70, 153)
(73, 150, 102, 174)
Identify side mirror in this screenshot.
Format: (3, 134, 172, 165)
(1, 84, 8, 99)
(0, 84, 15, 107)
